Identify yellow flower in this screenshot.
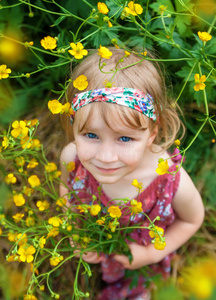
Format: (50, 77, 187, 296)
(25, 216, 35, 227)
(96, 217, 106, 225)
(198, 31, 212, 42)
(12, 213, 24, 223)
(131, 179, 143, 190)
(82, 236, 91, 244)
(90, 204, 101, 216)
(4, 173, 17, 184)
(32, 138, 41, 149)
(66, 161, 75, 172)
(13, 194, 25, 206)
(39, 236, 46, 248)
(97, 2, 109, 14)
(179, 258, 216, 299)
(108, 20, 113, 27)
(15, 233, 28, 246)
(15, 156, 25, 167)
(0, 227, 2, 236)
(124, 1, 143, 16)
(24, 294, 38, 300)
(174, 139, 180, 147)
(130, 199, 143, 214)
(36, 200, 50, 211)
(2, 136, 9, 149)
(0, 64, 11, 79)
(47, 227, 59, 238)
(20, 136, 33, 149)
(68, 42, 88, 59)
(107, 233, 112, 239)
(23, 186, 34, 197)
(45, 162, 57, 173)
(61, 102, 74, 116)
(48, 216, 63, 227)
(154, 238, 166, 250)
(76, 204, 90, 213)
(40, 36, 57, 50)
(125, 51, 131, 57)
(48, 99, 63, 114)
(11, 120, 29, 138)
(73, 75, 89, 91)
(159, 5, 168, 14)
(28, 175, 41, 188)
(98, 45, 112, 59)
(56, 197, 67, 206)
(18, 245, 36, 263)
(27, 158, 38, 169)
(8, 232, 17, 242)
(156, 159, 169, 175)
(149, 226, 164, 238)
(50, 255, 64, 266)
(108, 206, 122, 218)
(194, 74, 206, 91)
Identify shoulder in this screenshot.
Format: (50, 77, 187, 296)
(60, 142, 77, 165)
(60, 142, 77, 184)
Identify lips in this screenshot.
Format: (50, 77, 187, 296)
(95, 166, 120, 174)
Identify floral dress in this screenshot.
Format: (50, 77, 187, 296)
(67, 150, 182, 300)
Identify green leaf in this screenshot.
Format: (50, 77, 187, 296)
(51, 16, 67, 27)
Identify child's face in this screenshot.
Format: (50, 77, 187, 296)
(73, 107, 156, 184)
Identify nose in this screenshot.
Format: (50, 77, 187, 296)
(95, 141, 118, 163)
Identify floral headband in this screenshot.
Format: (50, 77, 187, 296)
(70, 87, 156, 123)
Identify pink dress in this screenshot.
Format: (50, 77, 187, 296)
(67, 150, 181, 300)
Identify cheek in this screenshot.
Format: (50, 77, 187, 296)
(118, 144, 144, 164)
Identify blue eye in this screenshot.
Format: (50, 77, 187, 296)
(119, 136, 132, 142)
(85, 133, 98, 139)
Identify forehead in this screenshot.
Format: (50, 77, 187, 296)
(73, 102, 149, 133)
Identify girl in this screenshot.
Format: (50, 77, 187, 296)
(59, 49, 204, 300)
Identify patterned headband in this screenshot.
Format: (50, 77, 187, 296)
(70, 87, 156, 123)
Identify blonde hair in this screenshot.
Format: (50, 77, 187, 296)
(62, 49, 184, 150)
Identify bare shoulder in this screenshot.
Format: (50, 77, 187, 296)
(172, 167, 204, 224)
(60, 142, 77, 165)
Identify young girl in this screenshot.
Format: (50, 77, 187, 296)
(59, 49, 204, 300)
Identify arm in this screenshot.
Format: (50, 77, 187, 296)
(114, 168, 205, 270)
(59, 143, 102, 264)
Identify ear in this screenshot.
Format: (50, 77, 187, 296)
(147, 125, 158, 147)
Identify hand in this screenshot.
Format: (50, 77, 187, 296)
(113, 243, 149, 270)
(80, 251, 103, 264)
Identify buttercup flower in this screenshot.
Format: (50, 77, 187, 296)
(0, 64, 11, 79)
(15, 233, 28, 246)
(194, 74, 206, 91)
(15, 156, 25, 167)
(18, 245, 36, 263)
(28, 175, 41, 188)
(27, 158, 38, 169)
(32, 138, 41, 149)
(131, 179, 143, 190)
(24, 295, 38, 300)
(96, 217, 106, 225)
(68, 42, 88, 59)
(48, 100, 63, 114)
(8, 232, 17, 242)
(130, 199, 143, 214)
(56, 197, 67, 206)
(154, 238, 166, 250)
(12, 213, 24, 223)
(25, 216, 36, 227)
(45, 162, 57, 172)
(2, 136, 9, 149)
(36, 200, 50, 211)
(50, 255, 64, 266)
(97, 2, 109, 14)
(98, 45, 113, 59)
(174, 139, 181, 147)
(90, 204, 101, 216)
(198, 31, 212, 42)
(149, 226, 164, 238)
(39, 236, 46, 248)
(108, 206, 122, 218)
(61, 102, 74, 116)
(0, 227, 2, 236)
(13, 194, 25, 206)
(156, 159, 169, 175)
(4, 173, 17, 184)
(73, 75, 89, 91)
(11, 120, 29, 138)
(124, 1, 143, 16)
(48, 216, 63, 227)
(40, 36, 57, 50)
(47, 227, 59, 238)
(66, 161, 75, 172)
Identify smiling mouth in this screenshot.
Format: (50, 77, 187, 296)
(95, 166, 120, 173)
